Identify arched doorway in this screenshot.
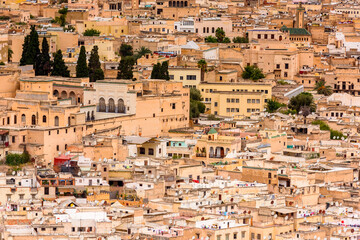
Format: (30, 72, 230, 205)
(21, 114, 26, 124)
(69, 91, 76, 105)
(108, 98, 115, 112)
(99, 98, 106, 112)
(91, 111, 95, 120)
(118, 99, 125, 113)
(31, 115, 36, 125)
(54, 116, 59, 126)
(61, 91, 67, 99)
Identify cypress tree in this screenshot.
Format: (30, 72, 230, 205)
(160, 61, 170, 80)
(76, 46, 89, 78)
(88, 45, 104, 82)
(20, 35, 30, 66)
(35, 38, 51, 76)
(117, 56, 135, 79)
(151, 63, 161, 79)
(51, 50, 70, 77)
(20, 25, 40, 66)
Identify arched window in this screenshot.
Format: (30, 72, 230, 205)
(69, 91, 76, 105)
(53, 90, 59, 97)
(54, 116, 59, 126)
(21, 114, 26, 124)
(108, 98, 115, 112)
(61, 91, 67, 99)
(169, 1, 172, 6)
(180, 1, 183, 7)
(91, 111, 95, 120)
(118, 99, 125, 113)
(184, 1, 188, 6)
(14, 115, 17, 124)
(176, 1, 179, 7)
(31, 115, 36, 125)
(43, 115, 47, 123)
(99, 97, 106, 112)
(87, 112, 90, 121)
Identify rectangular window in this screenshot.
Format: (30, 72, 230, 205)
(256, 99, 260, 103)
(169, 75, 174, 80)
(12, 136, 15, 143)
(186, 75, 197, 80)
(226, 108, 230, 112)
(140, 147, 145, 154)
(44, 187, 49, 195)
(247, 99, 251, 103)
(148, 148, 154, 155)
(285, 63, 289, 69)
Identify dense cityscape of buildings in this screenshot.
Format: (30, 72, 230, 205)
(0, 0, 360, 239)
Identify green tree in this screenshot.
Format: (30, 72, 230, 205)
(35, 38, 51, 76)
(56, 7, 68, 27)
(19, 35, 30, 66)
(88, 45, 104, 82)
(266, 99, 284, 113)
(151, 62, 170, 80)
(190, 88, 205, 119)
(76, 46, 89, 78)
(288, 92, 316, 113)
(151, 63, 161, 79)
(215, 28, 225, 43)
(233, 36, 249, 43)
(160, 61, 170, 80)
(117, 56, 135, 79)
(135, 46, 151, 59)
(242, 65, 265, 81)
(197, 59, 207, 82)
(205, 36, 218, 43)
(223, 37, 231, 43)
(314, 80, 332, 96)
(51, 50, 70, 77)
(20, 26, 40, 66)
(5, 151, 30, 166)
(119, 43, 133, 57)
(83, 29, 101, 36)
(8, 48, 13, 62)
(312, 120, 346, 140)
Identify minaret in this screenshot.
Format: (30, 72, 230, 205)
(295, 2, 305, 28)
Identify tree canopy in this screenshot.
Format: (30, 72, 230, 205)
(35, 37, 51, 76)
(51, 50, 70, 77)
(288, 92, 316, 113)
(88, 45, 104, 82)
(83, 29, 101, 36)
(233, 37, 249, 43)
(190, 88, 205, 119)
(76, 46, 89, 78)
(266, 99, 284, 113)
(314, 80, 332, 96)
(20, 25, 40, 66)
(151, 61, 170, 80)
(242, 65, 265, 81)
(119, 43, 133, 57)
(117, 56, 135, 80)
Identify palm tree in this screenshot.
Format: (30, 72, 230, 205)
(135, 47, 151, 59)
(315, 80, 332, 96)
(197, 59, 207, 82)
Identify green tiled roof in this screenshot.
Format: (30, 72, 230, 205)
(280, 25, 311, 36)
(208, 127, 217, 134)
